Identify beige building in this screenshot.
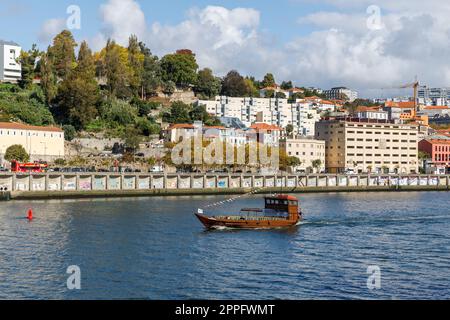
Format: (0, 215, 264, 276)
(280, 137, 326, 173)
(0, 122, 64, 164)
(315, 118, 419, 174)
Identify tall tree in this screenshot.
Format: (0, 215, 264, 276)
(261, 73, 276, 88)
(47, 30, 77, 80)
(244, 78, 259, 97)
(127, 35, 145, 97)
(221, 70, 247, 97)
(18, 44, 41, 89)
(139, 42, 161, 98)
(160, 50, 198, 87)
(56, 41, 99, 129)
(39, 53, 58, 104)
(195, 68, 221, 99)
(101, 39, 131, 98)
(281, 81, 293, 90)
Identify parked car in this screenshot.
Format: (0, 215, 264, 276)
(0, 166, 9, 172)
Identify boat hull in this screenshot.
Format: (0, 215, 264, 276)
(195, 213, 302, 230)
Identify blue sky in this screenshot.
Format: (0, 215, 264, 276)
(0, 0, 448, 97)
(0, 0, 331, 49)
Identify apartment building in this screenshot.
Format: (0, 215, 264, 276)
(417, 86, 450, 106)
(0, 40, 21, 83)
(323, 87, 358, 102)
(165, 122, 247, 146)
(280, 137, 326, 173)
(315, 118, 419, 174)
(197, 96, 321, 136)
(0, 122, 64, 163)
(356, 106, 389, 120)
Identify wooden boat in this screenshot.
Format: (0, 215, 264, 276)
(195, 195, 302, 229)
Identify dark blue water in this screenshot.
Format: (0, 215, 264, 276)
(1, 192, 450, 300)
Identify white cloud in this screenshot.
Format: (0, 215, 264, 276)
(97, 0, 146, 46)
(38, 18, 66, 43)
(87, 0, 450, 97)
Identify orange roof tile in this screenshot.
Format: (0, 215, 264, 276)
(168, 124, 196, 130)
(424, 106, 449, 110)
(250, 123, 282, 131)
(0, 122, 63, 132)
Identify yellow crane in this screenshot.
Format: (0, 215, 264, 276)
(381, 78, 420, 113)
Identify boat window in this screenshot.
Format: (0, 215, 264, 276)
(289, 201, 298, 206)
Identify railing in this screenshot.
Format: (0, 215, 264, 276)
(0, 172, 449, 193)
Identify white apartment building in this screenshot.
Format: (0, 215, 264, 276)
(280, 137, 326, 173)
(166, 122, 247, 146)
(0, 122, 64, 164)
(357, 107, 389, 120)
(417, 86, 450, 106)
(197, 96, 321, 136)
(315, 118, 419, 174)
(0, 40, 22, 83)
(323, 87, 358, 102)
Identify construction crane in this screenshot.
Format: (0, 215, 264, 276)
(381, 77, 420, 112)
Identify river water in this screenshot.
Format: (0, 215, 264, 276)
(0, 192, 449, 300)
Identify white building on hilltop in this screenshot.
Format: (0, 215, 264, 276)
(0, 40, 22, 83)
(323, 87, 358, 102)
(197, 96, 322, 136)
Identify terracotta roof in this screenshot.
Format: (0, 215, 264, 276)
(204, 126, 226, 130)
(167, 124, 196, 130)
(425, 139, 450, 145)
(356, 106, 383, 112)
(385, 101, 415, 109)
(424, 106, 449, 110)
(250, 123, 282, 131)
(0, 122, 63, 132)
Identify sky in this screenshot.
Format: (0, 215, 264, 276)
(1, 0, 449, 98)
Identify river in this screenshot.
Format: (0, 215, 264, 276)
(0, 192, 449, 299)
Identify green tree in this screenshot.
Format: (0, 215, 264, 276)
(221, 70, 247, 97)
(312, 159, 323, 173)
(18, 44, 41, 89)
(280, 81, 293, 90)
(47, 30, 77, 80)
(101, 39, 132, 98)
(4, 145, 30, 162)
(139, 42, 162, 98)
(286, 124, 294, 137)
(56, 41, 100, 129)
(195, 68, 221, 99)
(160, 49, 198, 87)
(127, 35, 145, 97)
(244, 78, 259, 97)
(39, 53, 58, 104)
(261, 73, 276, 88)
(63, 124, 76, 141)
(190, 104, 221, 126)
(162, 101, 192, 124)
(123, 127, 141, 153)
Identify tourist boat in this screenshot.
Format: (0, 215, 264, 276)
(195, 195, 302, 229)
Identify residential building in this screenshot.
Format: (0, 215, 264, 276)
(280, 137, 326, 173)
(259, 85, 304, 99)
(356, 106, 389, 120)
(250, 123, 282, 146)
(165, 122, 247, 146)
(0, 40, 21, 83)
(420, 105, 450, 117)
(383, 101, 416, 120)
(323, 87, 358, 102)
(419, 138, 450, 174)
(197, 96, 323, 136)
(0, 122, 64, 164)
(315, 118, 419, 174)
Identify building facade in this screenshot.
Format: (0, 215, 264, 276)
(323, 87, 358, 102)
(315, 118, 419, 174)
(197, 96, 321, 136)
(0, 122, 64, 164)
(417, 86, 450, 106)
(419, 138, 450, 174)
(280, 137, 326, 173)
(0, 40, 21, 83)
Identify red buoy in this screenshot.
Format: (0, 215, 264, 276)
(27, 209, 33, 221)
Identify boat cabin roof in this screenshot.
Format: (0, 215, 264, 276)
(265, 195, 298, 202)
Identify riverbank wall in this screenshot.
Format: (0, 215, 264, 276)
(1, 172, 449, 201)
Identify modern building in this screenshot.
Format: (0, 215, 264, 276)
(383, 101, 416, 121)
(356, 106, 389, 120)
(197, 96, 322, 136)
(280, 137, 326, 173)
(0, 122, 64, 164)
(419, 138, 450, 174)
(417, 86, 450, 106)
(315, 118, 419, 174)
(323, 87, 358, 102)
(0, 40, 22, 83)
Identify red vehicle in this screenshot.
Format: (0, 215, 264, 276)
(11, 160, 48, 173)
